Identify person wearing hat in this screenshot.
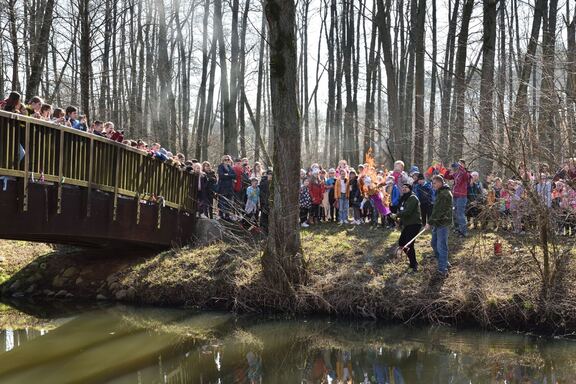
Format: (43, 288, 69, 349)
(392, 183, 422, 272)
(413, 173, 434, 226)
(425, 175, 453, 276)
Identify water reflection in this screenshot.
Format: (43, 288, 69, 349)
(0, 302, 574, 383)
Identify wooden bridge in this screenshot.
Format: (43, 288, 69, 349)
(0, 110, 197, 248)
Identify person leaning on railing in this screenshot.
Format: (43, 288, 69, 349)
(40, 104, 53, 121)
(1, 91, 27, 114)
(25, 96, 44, 117)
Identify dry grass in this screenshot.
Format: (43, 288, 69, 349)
(2, 223, 576, 333)
(106, 222, 576, 332)
(0, 241, 56, 284)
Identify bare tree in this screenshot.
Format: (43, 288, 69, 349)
(478, 0, 497, 176)
(262, 0, 307, 292)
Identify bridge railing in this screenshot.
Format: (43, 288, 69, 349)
(0, 110, 196, 214)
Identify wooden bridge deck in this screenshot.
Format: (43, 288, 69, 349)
(0, 110, 197, 248)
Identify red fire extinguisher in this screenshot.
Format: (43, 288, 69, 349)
(494, 239, 502, 256)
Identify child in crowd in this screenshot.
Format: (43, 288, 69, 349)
(326, 168, 337, 221)
(467, 171, 485, 229)
(309, 173, 325, 225)
(40, 104, 52, 120)
(334, 169, 350, 225)
(245, 178, 260, 223)
(349, 170, 363, 225)
(65, 106, 82, 130)
(391, 160, 410, 189)
(320, 170, 330, 221)
(251, 162, 263, 182)
(52, 108, 67, 124)
(299, 178, 313, 228)
(202, 162, 217, 219)
(26, 96, 44, 117)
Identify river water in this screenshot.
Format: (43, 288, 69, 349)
(0, 302, 574, 383)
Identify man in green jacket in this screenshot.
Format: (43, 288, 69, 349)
(395, 183, 422, 272)
(425, 175, 453, 275)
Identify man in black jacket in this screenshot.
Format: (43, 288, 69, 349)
(217, 155, 236, 220)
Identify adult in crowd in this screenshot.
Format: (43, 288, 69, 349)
(426, 175, 453, 276)
(445, 159, 470, 237)
(259, 170, 272, 232)
(394, 183, 422, 272)
(413, 173, 433, 226)
(217, 155, 236, 221)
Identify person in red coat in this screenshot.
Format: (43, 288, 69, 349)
(308, 174, 325, 225)
(444, 159, 471, 237)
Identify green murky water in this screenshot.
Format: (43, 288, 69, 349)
(0, 302, 575, 383)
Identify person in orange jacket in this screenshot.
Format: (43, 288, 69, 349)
(334, 170, 351, 224)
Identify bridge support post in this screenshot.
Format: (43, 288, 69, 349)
(57, 129, 64, 214)
(22, 121, 30, 212)
(112, 146, 121, 222)
(86, 137, 94, 218)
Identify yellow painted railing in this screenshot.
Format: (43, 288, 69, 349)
(0, 110, 196, 214)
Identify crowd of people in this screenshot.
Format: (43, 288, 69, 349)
(7, 91, 576, 277)
(1, 91, 196, 170)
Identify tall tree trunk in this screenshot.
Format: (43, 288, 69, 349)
(175, 0, 191, 155)
(8, 0, 22, 92)
(376, 0, 400, 163)
(566, 2, 576, 155)
(214, 0, 237, 156)
(79, 0, 91, 118)
(202, 32, 219, 162)
(426, 0, 438, 165)
(509, 0, 547, 150)
(413, 0, 426, 167)
(302, 0, 311, 157)
(403, 0, 418, 163)
(363, 0, 378, 162)
(155, 0, 175, 146)
(238, 0, 250, 158)
(448, 0, 474, 161)
(195, 0, 211, 160)
(478, 0, 497, 175)
(343, 0, 357, 165)
(324, 0, 336, 164)
(254, 10, 267, 163)
(26, 0, 55, 99)
(439, 0, 460, 162)
(230, 0, 240, 156)
(538, 0, 559, 158)
(262, 0, 307, 293)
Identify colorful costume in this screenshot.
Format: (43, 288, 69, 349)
(361, 176, 391, 217)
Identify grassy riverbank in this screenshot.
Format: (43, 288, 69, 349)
(1, 223, 575, 333)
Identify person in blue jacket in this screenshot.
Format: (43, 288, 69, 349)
(413, 173, 434, 226)
(385, 176, 401, 228)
